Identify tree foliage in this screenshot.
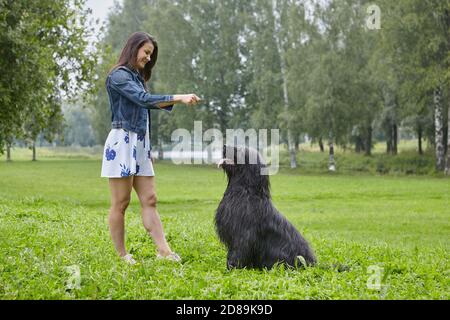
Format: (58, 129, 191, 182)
(87, 0, 449, 171)
(0, 0, 97, 153)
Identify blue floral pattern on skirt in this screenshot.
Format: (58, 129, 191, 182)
(101, 118, 154, 178)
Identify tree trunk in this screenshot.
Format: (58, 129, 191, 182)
(386, 122, 397, 155)
(365, 126, 372, 156)
(158, 142, 164, 160)
(386, 130, 392, 154)
(434, 86, 445, 171)
(445, 99, 450, 175)
(6, 144, 11, 162)
(355, 135, 363, 153)
(319, 137, 324, 152)
(32, 141, 36, 161)
(272, 0, 296, 168)
(386, 119, 392, 154)
(328, 142, 336, 171)
(444, 6, 450, 175)
(418, 124, 423, 155)
(392, 123, 398, 155)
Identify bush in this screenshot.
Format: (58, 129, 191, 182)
(277, 148, 436, 176)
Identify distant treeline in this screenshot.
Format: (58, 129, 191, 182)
(89, 0, 449, 172)
(1, 0, 449, 173)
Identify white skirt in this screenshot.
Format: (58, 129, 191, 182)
(101, 121, 154, 178)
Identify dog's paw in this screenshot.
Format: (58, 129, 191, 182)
(227, 260, 238, 269)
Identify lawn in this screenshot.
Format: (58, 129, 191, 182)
(0, 154, 448, 299)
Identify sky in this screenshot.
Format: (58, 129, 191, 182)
(85, 0, 122, 33)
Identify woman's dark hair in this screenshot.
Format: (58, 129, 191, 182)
(110, 31, 158, 84)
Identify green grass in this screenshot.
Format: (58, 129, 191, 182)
(0, 151, 449, 299)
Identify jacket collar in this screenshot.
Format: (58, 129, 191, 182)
(118, 65, 145, 84)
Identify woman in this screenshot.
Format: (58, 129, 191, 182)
(101, 31, 200, 264)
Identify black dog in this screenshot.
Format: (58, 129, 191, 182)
(216, 145, 316, 269)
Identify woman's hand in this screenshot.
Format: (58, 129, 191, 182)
(176, 94, 201, 105)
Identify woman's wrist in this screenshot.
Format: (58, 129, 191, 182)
(172, 94, 201, 105)
(172, 94, 181, 103)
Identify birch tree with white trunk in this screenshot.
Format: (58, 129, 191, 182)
(272, 0, 297, 169)
(434, 85, 445, 171)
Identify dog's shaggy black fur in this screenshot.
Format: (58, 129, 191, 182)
(216, 145, 316, 269)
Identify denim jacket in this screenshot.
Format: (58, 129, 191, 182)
(106, 65, 174, 137)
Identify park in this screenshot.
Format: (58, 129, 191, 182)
(0, 0, 449, 301)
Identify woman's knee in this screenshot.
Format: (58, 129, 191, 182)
(141, 193, 157, 208)
(111, 196, 131, 213)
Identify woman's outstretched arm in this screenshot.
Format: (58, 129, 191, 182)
(157, 94, 201, 108)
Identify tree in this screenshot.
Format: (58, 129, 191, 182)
(62, 101, 96, 147)
(0, 0, 97, 155)
(272, 0, 297, 168)
(379, 0, 450, 170)
(301, 0, 378, 158)
(245, 0, 285, 154)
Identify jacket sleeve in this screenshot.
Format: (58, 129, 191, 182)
(108, 69, 174, 112)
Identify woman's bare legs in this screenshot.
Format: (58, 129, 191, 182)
(133, 176, 173, 256)
(108, 177, 134, 257)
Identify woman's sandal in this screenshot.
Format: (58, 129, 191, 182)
(156, 252, 181, 262)
(122, 253, 137, 265)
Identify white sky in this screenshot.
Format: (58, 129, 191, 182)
(85, 0, 122, 33)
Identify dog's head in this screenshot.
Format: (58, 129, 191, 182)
(217, 145, 270, 192)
